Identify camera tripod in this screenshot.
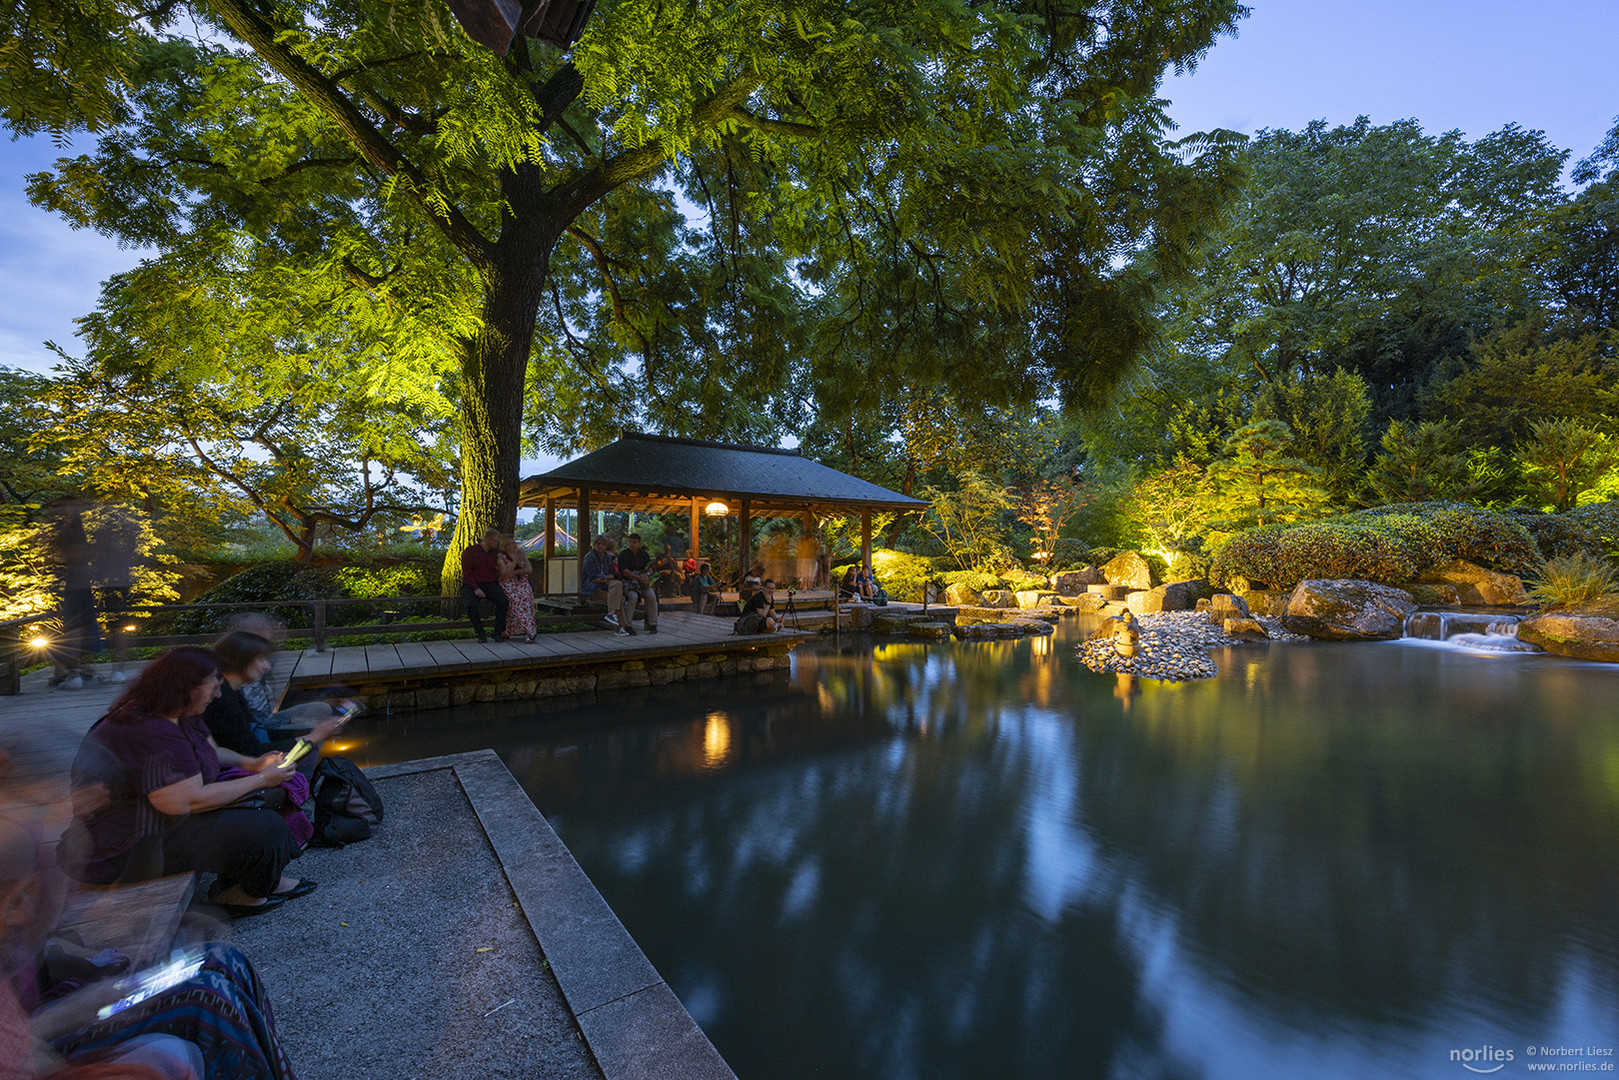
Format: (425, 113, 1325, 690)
(780, 588, 801, 629)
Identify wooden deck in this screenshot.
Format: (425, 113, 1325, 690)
(284, 610, 806, 692)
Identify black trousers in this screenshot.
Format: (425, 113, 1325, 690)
(81, 807, 298, 899)
(462, 582, 509, 638)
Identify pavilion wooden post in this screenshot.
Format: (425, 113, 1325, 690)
(690, 497, 701, 564)
(577, 487, 591, 585)
(738, 499, 751, 581)
(544, 496, 556, 594)
(861, 509, 873, 571)
(803, 510, 816, 589)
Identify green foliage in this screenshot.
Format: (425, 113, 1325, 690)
(1526, 552, 1618, 608)
(171, 555, 442, 633)
(1251, 368, 1371, 501)
(837, 550, 938, 603)
(0, 508, 53, 620)
(1050, 538, 1090, 567)
(919, 472, 1015, 571)
(1214, 502, 1541, 588)
(1517, 419, 1618, 512)
(1565, 500, 1619, 557)
(999, 569, 1048, 591)
(331, 561, 435, 599)
(940, 570, 1004, 593)
(1510, 509, 1606, 561)
(1126, 456, 1210, 558)
(1204, 421, 1330, 531)
(1365, 420, 1479, 504)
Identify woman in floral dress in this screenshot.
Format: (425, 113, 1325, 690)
(498, 537, 537, 643)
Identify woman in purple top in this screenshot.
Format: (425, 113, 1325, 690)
(64, 647, 310, 918)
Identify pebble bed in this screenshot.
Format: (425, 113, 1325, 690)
(1077, 611, 1304, 681)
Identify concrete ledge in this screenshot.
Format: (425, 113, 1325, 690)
(366, 752, 736, 1080)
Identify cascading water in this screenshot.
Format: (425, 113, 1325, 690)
(1402, 610, 1541, 653)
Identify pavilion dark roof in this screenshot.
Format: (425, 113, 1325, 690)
(519, 432, 928, 513)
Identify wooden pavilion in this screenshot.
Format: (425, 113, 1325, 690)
(518, 432, 929, 591)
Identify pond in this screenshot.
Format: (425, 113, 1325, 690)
(350, 618, 1619, 1080)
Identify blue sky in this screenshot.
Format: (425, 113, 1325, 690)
(2, 0, 1616, 379)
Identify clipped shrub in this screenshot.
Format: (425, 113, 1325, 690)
(1213, 503, 1539, 589)
(169, 556, 444, 635)
(1527, 552, 1618, 608)
(1565, 500, 1619, 558)
(1508, 508, 1605, 560)
(941, 570, 1004, 593)
(869, 549, 939, 602)
(1000, 568, 1048, 591)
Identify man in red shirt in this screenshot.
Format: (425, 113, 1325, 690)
(461, 528, 509, 643)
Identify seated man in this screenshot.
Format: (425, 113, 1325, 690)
(651, 544, 681, 599)
(581, 535, 635, 635)
(461, 527, 509, 643)
(689, 561, 720, 616)
(734, 578, 780, 635)
(616, 533, 660, 634)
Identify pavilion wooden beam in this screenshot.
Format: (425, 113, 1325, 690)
(544, 496, 556, 592)
(861, 509, 872, 570)
(690, 497, 700, 566)
(738, 499, 751, 580)
(577, 486, 591, 587)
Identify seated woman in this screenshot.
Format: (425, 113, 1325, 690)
(498, 537, 538, 644)
(689, 562, 720, 616)
(839, 566, 861, 600)
(203, 633, 341, 775)
(64, 646, 312, 916)
(219, 613, 331, 734)
(2, 816, 301, 1079)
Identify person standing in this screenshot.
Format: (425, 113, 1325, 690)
(460, 528, 509, 643)
(580, 535, 634, 635)
(45, 498, 100, 690)
(616, 533, 659, 634)
(499, 536, 538, 644)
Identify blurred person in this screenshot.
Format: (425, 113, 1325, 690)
(61, 648, 311, 917)
(459, 529, 508, 644)
(580, 536, 633, 636)
(689, 562, 720, 616)
(1, 815, 299, 1079)
(93, 505, 141, 687)
(203, 634, 342, 777)
(650, 545, 680, 599)
(44, 499, 100, 691)
(218, 616, 330, 734)
(497, 538, 537, 645)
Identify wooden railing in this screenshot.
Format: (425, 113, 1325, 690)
(0, 593, 613, 696)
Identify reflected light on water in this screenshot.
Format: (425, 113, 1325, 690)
(703, 711, 733, 770)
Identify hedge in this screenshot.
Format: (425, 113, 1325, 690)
(167, 556, 444, 635)
(1214, 503, 1540, 588)
(1566, 501, 1619, 558)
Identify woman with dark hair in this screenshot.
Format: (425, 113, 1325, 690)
(203, 633, 339, 773)
(64, 647, 311, 917)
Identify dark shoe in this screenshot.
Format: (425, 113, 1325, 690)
(217, 893, 291, 918)
(647, 626, 658, 634)
(477, 634, 488, 644)
(493, 633, 507, 643)
(614, 626, 631, 636)
(624, 625, 637, 635)
(274, 879, 318, 899)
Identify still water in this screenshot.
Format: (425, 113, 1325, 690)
(354, 619, 1619, 1079)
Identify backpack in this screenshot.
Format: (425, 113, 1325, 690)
(310, 756, 384, 846)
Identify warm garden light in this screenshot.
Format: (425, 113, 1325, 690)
(29, 636, 49, 649)
(704, 501, 729, 517)
(122, 624, 138, 633)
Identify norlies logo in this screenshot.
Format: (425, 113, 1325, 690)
(1452, 1046, 1515, 1074)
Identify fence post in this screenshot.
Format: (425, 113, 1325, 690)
(312, 600, 327, 653)
(0, 627, 19, 696)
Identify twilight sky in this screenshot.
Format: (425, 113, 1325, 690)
(1, 0, 1616, 379)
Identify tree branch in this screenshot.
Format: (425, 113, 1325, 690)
(567, 225, 652, 362)
(728, 105, 823, 141)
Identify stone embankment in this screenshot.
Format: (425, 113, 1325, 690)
(1078, 611, 1301, 681)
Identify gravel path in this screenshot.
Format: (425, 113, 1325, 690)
(1077, 610, 1305, 681)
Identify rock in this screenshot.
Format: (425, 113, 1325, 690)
(1014, 590, 1046, 609)
(977, 589, 1019, 609)
(1129, 579, 1209, 615)
(1405, 582, 1461, 606)
(1101, 551, 1153, 590)
(944, 582, 983, 606)
(1071, 594, 1107, 614)
(1517, 597, 1619, 662)
(1282, 580, 1417, 641)
(841, 605, 876, 630)
(1223, 617, 1269, 641)
(1209, 593, 1251, 621)
(1195, 597, 1212, 612)
(1052, 568, 1101, 595)
(909, 621, 955, 640)
(1417, 560, 1529, 606)
(1246, 589, 1293, 618)
(1085, 584, 1132, 600)
(870, 613, 926, 634)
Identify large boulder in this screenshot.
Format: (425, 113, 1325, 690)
(1101, 551, 1153, 590)
(1223, 617, 1269, 641)
(1052, 568, 1101, 595)
(1517, 597, 1619, 662)
(1283, 580, 1417, 641)
(1124, 580, 1204, 615)
(1417, 560, 1529, 606)
(977, 590, 1019, 609)
(944, 582, 984, 606)
(1405, 582, 1462, 606)
(1246, 589, 1293, 618)
(1070, 593, 1107, 614)
(1209, 593, 1251, 621)
(1014, 590, 1046, 609)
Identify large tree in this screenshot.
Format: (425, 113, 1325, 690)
(7, 0, 1249, 589)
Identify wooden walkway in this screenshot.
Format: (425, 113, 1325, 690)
(284, 610, 805, 690)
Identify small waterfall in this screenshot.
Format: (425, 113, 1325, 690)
(1402, 611, 1541, 653)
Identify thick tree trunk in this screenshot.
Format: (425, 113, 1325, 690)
(440, 249, 554, 594)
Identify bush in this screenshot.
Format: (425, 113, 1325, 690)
(1566, 500, 1619, 558)
(834, 550, 939, 603)
(1085, 546, 1121, 566)
(169, 556, 444, 635)
(941, 570, 1004, 592)
(1051, 538, 1090, 566)
(1508, 508, 1605, 560)
(1527, 552, 1618, 608)
(1213, 503, 1540, 588)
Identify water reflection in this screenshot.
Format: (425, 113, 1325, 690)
(355, 625, 1619, 1080)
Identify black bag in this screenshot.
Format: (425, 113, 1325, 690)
(311, 756, 384, 847)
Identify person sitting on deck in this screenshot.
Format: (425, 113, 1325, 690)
(498, 537, 538, 644)
(221, 612, 333, 734)
(689, 562, 720, 616)
(580, 535, 635, 636)
(460, 528, 509, 644)
(838, 566, 860, 600)
(616, 534, 660, 635)
(202, 632, 342, 777)
(734, 579, 780, 635)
